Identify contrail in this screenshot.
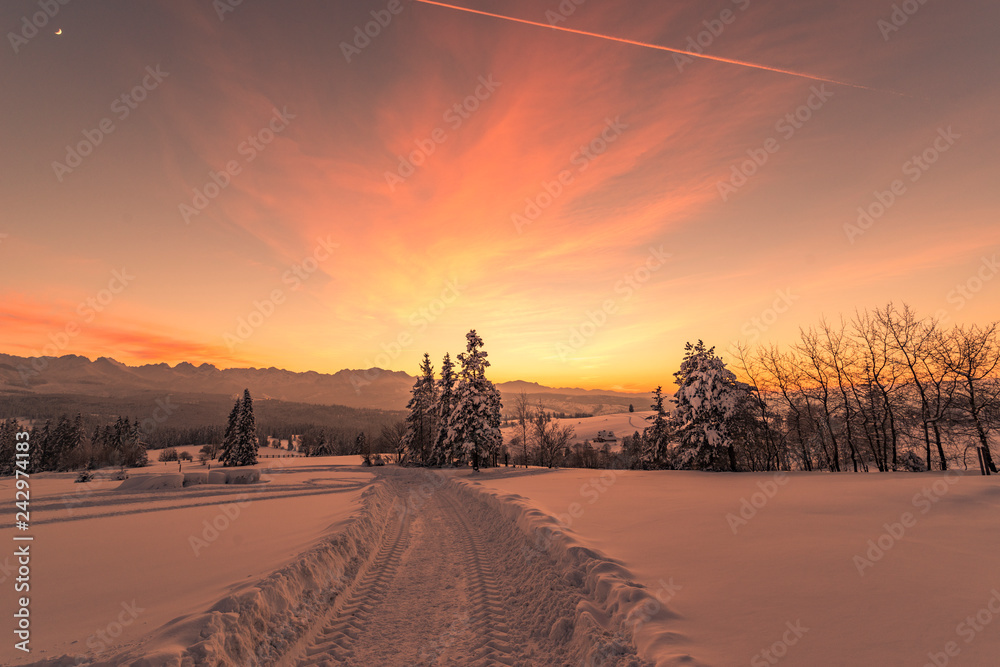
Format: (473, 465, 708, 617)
(413, 0, 904, 96)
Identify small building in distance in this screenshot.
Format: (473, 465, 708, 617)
(594, 429, 618, 444)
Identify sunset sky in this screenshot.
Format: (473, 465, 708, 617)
(2, 0, 998, 391)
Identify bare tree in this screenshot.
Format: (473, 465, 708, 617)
(378, 421, 407, 463)
(530, 403, 574, 468)
(818, 318, 863, 472)
(879, 303, 953, 470)
(938, 323, 1000, 474)
(760, 345, 814, 471)
(513, 390, 532, 468)
(795, 327, 843, 472)
(730, 342, 786, 470)
(852, 308, 904, 471)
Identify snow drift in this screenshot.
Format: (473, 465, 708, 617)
(451, 477, 697, 667)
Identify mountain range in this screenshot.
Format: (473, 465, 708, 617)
(0, 354, 652, 414)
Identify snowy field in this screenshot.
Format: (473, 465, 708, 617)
(3, 459, 998, 666)
(0, 455, 371, 665)
(467, 468, 1000, 666)
(503, 411, 656, 447)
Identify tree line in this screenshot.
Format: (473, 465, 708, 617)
(398, 307, 998, 475)
(594, 305, 998, 474)
(0, 414, 148, 475)
(726, 305, 999, 474)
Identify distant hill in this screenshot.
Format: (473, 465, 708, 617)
(0, 354, 653, 414)
(0, 389, 402, 435)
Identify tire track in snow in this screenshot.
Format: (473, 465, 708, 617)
(284, 469, 649, 666)
(294, 495, 412, 666)
(437, 488, 520, 665)
(2, 481, 367, 528)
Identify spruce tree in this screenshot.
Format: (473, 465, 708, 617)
(125, 418, 148, 467)
(236, 388, 258, 466)
(48, 415, 73, 471)
(0, 419, 16, 476)
(642, 387, 672, 468)
(433, 353, 457, 466)
(448, 330, 503, 470)
(89, 425, 103, 469)
(356, 432, 370, 465)
(30, 421, 49, 473)
(671, 340, 750, 471)
(402, 353, 438, 465)
(219, 398, 241, 466)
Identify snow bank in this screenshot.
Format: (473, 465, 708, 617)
(471, 469, 1000, 667)
(451, 477, 697, 667)
(32, 481, 396, 667)
(0, 461, 371, 666)
(114, 467, 261, 491)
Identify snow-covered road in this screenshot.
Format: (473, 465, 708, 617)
(283, 468, 649, 667)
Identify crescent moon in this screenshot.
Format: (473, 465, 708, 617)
(55, 28, 62, 35)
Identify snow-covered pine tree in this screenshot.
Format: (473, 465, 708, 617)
(29, 422, 47, 473)
(48, 415, 73, 471)
(126, 418, 148, 468)
(219, 398, 241, 466)
(356, 432, 370, 465)
(235, 388, 258, 466)
(670, 340, 751, 471)
(402, 353, 438, 465)
(448, 330, 503, 470)
(642, 386, 672, 468)
(432, 353, 457, 466)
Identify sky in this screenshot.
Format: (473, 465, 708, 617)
(1, 0, 998, 392)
